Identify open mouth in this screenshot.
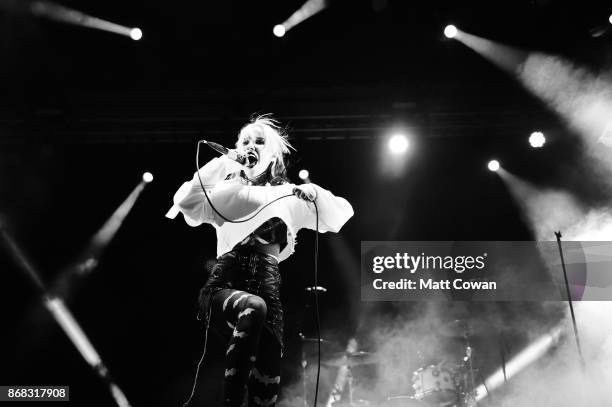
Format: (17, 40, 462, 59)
(246, 151, 259, 167)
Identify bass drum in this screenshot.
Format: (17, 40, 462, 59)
(377, 396, 428, 407)
(412, 365, 458, 404)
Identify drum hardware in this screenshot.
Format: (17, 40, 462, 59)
(377, 395, 427, 406)
(300, 335, 339, 345)
(322, 350, 379, 407)
(299, 333, 340, 407)
(438, 319, 490, 406)
(299, 285, 329, 407)
(299, 332, 308, 407)
(331, 399, 373, 407)
(323, 351, 379, 368)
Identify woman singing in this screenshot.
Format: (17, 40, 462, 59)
(166, 116, 353, 407)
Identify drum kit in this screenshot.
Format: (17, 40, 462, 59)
(301, 318, 489, 407)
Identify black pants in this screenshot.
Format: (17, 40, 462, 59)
(199, 247, 283, 407)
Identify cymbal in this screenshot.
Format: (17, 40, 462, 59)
(300, 337, 338, 345)
(331, 399, 372, 407)
(439, 319, 489, 338)
(323, 351, 379, 367)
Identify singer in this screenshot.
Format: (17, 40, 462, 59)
(166, 115, 353, 407)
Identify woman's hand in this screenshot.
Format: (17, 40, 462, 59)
(293, 184, 317, 202)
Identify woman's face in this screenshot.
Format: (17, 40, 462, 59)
(237, 125, 277, 177)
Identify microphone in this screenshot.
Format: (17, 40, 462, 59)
(203, 140, 251, 165)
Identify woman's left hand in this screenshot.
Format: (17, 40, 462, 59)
(293, 184, 317, 202)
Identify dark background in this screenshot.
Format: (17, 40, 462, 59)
(1, 0, 610, 406)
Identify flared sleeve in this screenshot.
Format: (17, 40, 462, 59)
(165, 156, 243, 226)
(291, 183, 353, 233)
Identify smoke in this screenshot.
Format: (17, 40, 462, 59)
(316, 301, 572, 406)
(518, 53, 612, 184)
(499, 169, 612, 241)
(365, 303, 452, 399)
(565, 210, 612, 240)
(492, 302, 612, 407)
(481, 50, 612, 406)
(514, 182, 612, 241)
(356, 303, 509, 401)
(329, 301, 612, 407)
(519, 54, 612, 144)
(277, 363, 337, 407)
(490, 55, 612, 403)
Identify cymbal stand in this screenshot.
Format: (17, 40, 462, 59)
(463, 333, 477, 407)
(346, 359, 355, 407)
(299, 333, 308, 407)
(301, 286, 327, 407)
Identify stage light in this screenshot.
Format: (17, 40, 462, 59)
(130, 28, 142, 41)
(1, 226, 133, 407)
(298, 169, 309, 180)
(529, 131, 545, 148)
(444, 25, 458, 39)
(273, 24, 286, 37)
(488, 159, 500, 172)
(31, 1, 142, 40)
(142, 172, 153, 183)
(609, 13, 612, 24)
(388, 134, 409, 154)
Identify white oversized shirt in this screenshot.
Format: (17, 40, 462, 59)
(166, 156, 354, 262)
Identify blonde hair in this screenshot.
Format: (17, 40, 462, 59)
(236, 114, 295, 180)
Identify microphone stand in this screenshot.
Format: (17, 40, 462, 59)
(554, 231, 586, 370)
(299, 333, 309, 407)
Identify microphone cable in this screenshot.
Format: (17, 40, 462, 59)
(183, 141, 322, 407)
(195, 141, 295, 223)
(312, 203, 321, 407)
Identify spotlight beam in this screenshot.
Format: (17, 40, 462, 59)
(90, 182, 145, 250)
(30, 1, 141, 40)
(450, 29, 527, 74)
(451, 28, 612, 179)
(52, 179, 149, 300)
(276, 0, 328, 34)
(0, 226, 132, 407)
(475, 327, 563, 402)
